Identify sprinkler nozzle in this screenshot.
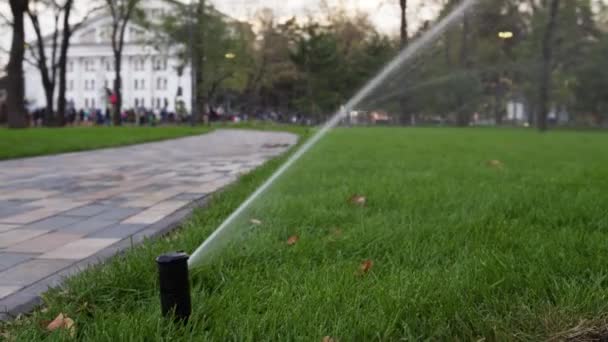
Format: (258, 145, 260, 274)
(156, 252, 192, 323)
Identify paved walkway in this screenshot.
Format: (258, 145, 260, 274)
(0, 129, 297, 319)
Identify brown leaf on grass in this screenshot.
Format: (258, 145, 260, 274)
(487, 160, 504, 169)
(287, 235, 299, 246)
(250, 218, 262, 225)
(331, 228, 343, 237)
(322, 336, 336, 342)
(356, 259, 374, 276)
(348, 194, 366, 207)
(46, 313, 75, 337)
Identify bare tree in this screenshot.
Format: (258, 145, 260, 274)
(6, 0, 29, 128)
(55, 0, 75, 127)
(538, 0, 560, 132)
(27, 0, 60, 125)
(105, 0, 142, 125)
(27, 0, 98, 126)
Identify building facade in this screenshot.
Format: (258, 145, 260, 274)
(24, 0, 192, 115)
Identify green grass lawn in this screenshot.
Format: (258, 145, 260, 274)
(0, 126, 212, 160)
(3, 127, 608, 341)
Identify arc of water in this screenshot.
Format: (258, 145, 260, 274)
(188, 0, 478, 268)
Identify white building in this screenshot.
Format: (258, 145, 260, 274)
(24, 0, 192, 115)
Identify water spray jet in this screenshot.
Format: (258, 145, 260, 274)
(156, 0, 477, 322)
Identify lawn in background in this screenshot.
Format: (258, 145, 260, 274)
(0, 126, 212, 160)
(3, 127, 608, 341)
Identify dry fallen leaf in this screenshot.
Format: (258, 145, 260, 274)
(348, 194, 366, 206)
(322, 336, 336, 342)
(487, 160, 504, 169)
(46, 313, 75, 337)
(287, 235, 299, 246)
(250, 218, 262, 225)
(357, 259, 374, 275)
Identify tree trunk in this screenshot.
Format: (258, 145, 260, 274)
(44, 90, 55, 125)
(113, 51, 122, 126)
(399, 0, 410, 126)
(456, 10, 471, 127)
(195, 0, 206, 123)
(7, 0, 29, 129)
(399, 0, 408, 48)
(538, 0, 560, 132)
(57, 23, 70, 127)
(56, 1, 73, 127)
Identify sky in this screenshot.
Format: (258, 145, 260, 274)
(0, 0, 439, 66)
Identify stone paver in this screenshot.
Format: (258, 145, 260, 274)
(0, 224, 18, 233)
(0, 253, 37, 272)
(88, 224, 147, 239)
(0, 259, 74, 286)
(63, 204, 109, 217)
(0, 229, 50, 248)
(0, 287, 22, 300)
(40, 238, 120, 260)
(24, 215, 83, 231)
(0, 129, 297, 319)
(5, 232, 82, 253)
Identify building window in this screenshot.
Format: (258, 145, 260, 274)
(154, 58, 167, 71)
(164, 98, 169, 108)
(105, 60, 113, 71)
(156, 78, 168, 90)
(141, 79, 145, 90)
(92, 98, 96, 108)
(134, 59, 145, 71)
(84, 59, 95, 72)
(156, 98, 161, 109)
(135, 98, 139, 107)
(67, 61, 74, 72)
(85, 98, 89, 108)
(85, 80, 96, 91)
(68, 80, 74, 91)
(134, 79, 138, 90)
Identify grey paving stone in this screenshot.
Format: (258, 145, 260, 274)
(0, 259, 74, 286)
(58, 218, 116, 235)
(0, 201, 41, 219)
(62, 204, 110, 217)
(172, 193, 207, 201)
(88, 224, 148, 239)
(24, 215, 84, 231)
(0, 229, 49, 249)
(40, 238, 120, 260)
(0, 286, 22, 300)
(91, 207, 141, 221)
(0, 253, 37, 272)
(5, 232, 82, 253)
(0, 224, 19, 233)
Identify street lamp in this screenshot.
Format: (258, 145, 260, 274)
(498, 31, 514, 39)
(225, 53, 236, 59)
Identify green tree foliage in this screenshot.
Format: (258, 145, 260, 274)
(153, 0, 607, 128)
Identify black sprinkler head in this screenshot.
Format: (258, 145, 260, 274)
(156, 252, 192, 323)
